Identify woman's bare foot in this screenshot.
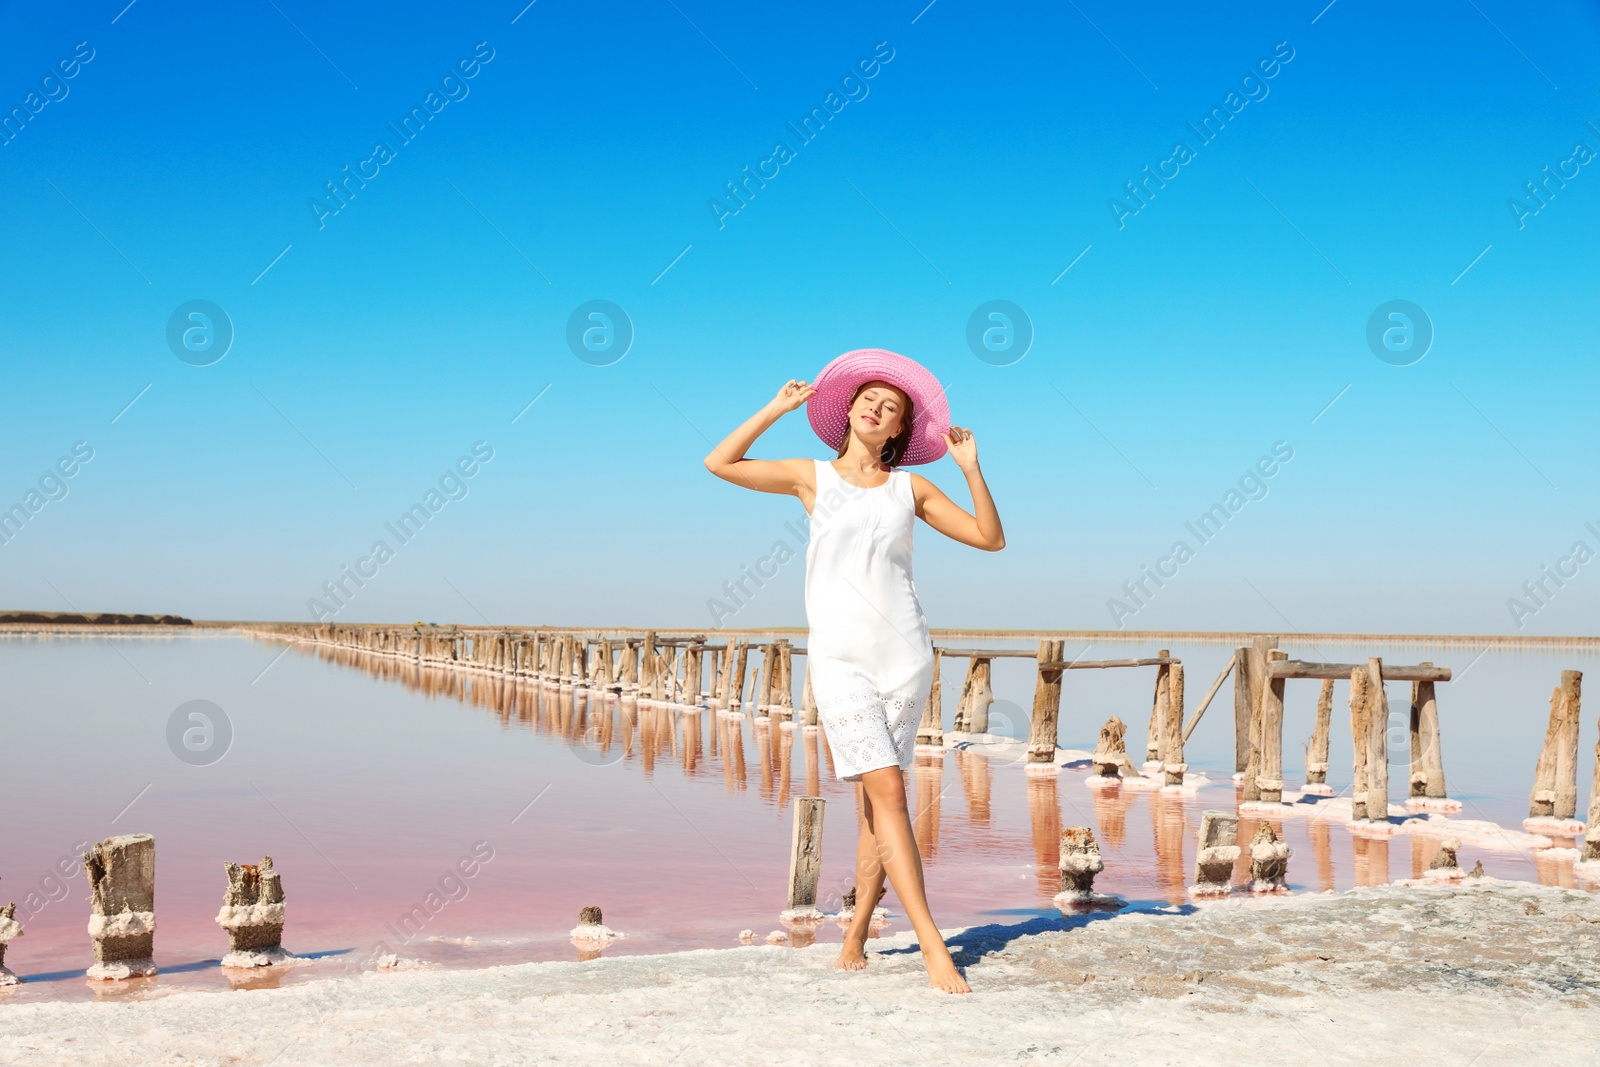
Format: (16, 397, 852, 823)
(836, 934, 868, 971)
(924, 950, 970, 993)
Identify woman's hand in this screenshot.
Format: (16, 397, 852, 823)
(945, 426, 979, 472)
(769, 379, 816, 414)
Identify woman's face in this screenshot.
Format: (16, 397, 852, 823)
(848, 382, 907, 444)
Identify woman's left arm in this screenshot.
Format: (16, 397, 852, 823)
(911, 427, 1005, 552)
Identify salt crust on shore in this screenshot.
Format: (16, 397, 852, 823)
(4, 879, 1599, 1066)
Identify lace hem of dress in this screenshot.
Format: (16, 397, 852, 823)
(814, 676, 923, 777)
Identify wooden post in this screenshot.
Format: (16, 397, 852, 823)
(1365, 657, 1390, 824)
(1306, 678, 1334, 786)
(1529, 671, 1582, 820)
(1349, 665, 1372, 821)
(1408, 664, 1447, 799)
(1145, 650, 1170, 762)
(916, 654, 943, 746)
(1240, 635, 1279, 796)
(1053, 827, 1105, 904)
(957, 657, 994, 734)
(1555, 670, 1582, 820)
(1192, 811, 1239, 895)
(715, 643, 733, 706)
(1162, 662, 1186, 787)
(1257, 650, 1287, 802)
(728, 640, 749, 711)
(755, 642, 776, 717)
(782, 796, 825, 918)
(620, 640, 639, 694)
(216, 857, 287, 966)
(84, 833, 157, 979)
(801, 662, 818, 726)
(1026, 640, 1065, 764)
(776, 643, 794, 715)
(684, 641, 703, 706)
(1582, 738, 1600, 861)
(1231, 646, 1252, 773)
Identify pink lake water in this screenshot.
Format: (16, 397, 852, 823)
(1, 632, 1594, 1004)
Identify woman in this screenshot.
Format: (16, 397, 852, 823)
(704, 348, 1004, 994)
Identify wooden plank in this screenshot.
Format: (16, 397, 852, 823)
(1232, 646, 1251, 774)
(1365, 658, 1390, 823)
(1270, 660, 1451, 682)
(1036, 657, 1177, 670)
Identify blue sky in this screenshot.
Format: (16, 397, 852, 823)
(1, 0, 1597, 634)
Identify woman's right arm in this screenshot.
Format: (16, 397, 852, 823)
(703, 380, 816, 499)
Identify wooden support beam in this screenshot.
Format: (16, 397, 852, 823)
(1026, 639, 1065, 764)
(1269, 660, 1451, 682)
(1181, 656, 1234, 743)
(1034, 657, 1177, 670)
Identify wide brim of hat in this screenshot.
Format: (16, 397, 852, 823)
(807, 349, 950, 466)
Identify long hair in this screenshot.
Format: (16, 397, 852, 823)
(835, 381, 915, 468)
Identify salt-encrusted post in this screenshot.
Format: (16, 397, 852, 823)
(776, 642, 795, 717)
(1026, 639, 1066, 764)
(1409, 663, 1449, 800)
(620, 640, 640, 694)
(594, 639, 615, 691)
(1258, 650, 1287, 802)
(216, 857, 288, 966)
(1306, 678, 1334, 787)
(955, 656, 994, 734)
(84, 833, 156, 979)
(1349, 665, 1372, 822)
(728, 640, 750, 711)
(1191, 811, 1239, 895)
(715, 642, 733, 706)
(1145, 650, 1170, 763)
(1585, 737, 1600, 862)
(683, 640, 703, 707)
(1054, 827, 1105, 904)
(1365, 658, 1390, 824)
(916, 654, 943, 746)
(1162, 662, 1186, 787)
(1091, 716, 1140, 780)
(0, 903, 20, 985)
(755, 642, 776, 716)
(1248, 824, 1291, 892)
(782, 796, 825, 920)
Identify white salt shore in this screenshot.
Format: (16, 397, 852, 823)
(3, 879, 1599, 1065)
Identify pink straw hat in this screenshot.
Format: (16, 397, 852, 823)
(807, 348, 951, 466)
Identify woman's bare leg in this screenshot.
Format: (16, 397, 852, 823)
(836, 783, 884, 970)
(854, 765, 970, 993)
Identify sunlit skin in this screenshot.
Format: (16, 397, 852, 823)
(705, 378, 1005, 994)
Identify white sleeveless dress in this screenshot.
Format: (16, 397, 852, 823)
(804, 459, 936, 781)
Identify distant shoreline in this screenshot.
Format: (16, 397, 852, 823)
(0, 616, 1594, 649)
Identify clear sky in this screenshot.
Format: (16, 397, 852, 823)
(1, 0, 1596, 635)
